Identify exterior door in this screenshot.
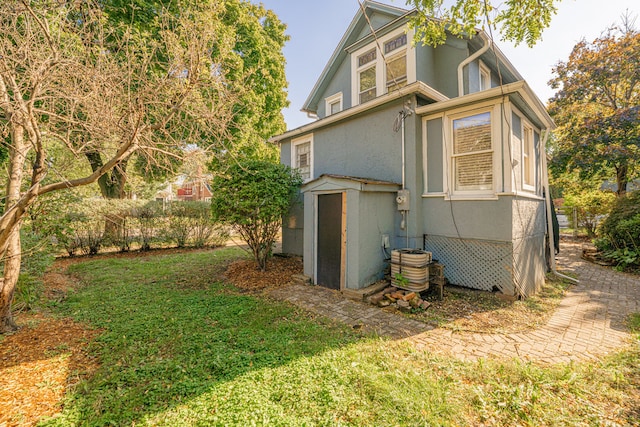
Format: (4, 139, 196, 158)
(317, 193, 343, 290)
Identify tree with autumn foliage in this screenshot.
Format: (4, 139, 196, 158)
(548, 25, 640, 196)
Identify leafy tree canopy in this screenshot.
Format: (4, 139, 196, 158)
(406, 0, 559, 47)
(87, 0, 290, 196)
(549, 26, 640, 196)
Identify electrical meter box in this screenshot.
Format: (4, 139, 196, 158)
(396, 189, 410, 211)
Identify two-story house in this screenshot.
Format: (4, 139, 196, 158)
(272, 1, 555, 298)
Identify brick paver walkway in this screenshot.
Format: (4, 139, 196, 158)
(269, 241, 640, 363)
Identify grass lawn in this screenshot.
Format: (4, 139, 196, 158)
(29, 248, 640, 426)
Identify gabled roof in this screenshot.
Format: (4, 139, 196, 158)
(302, 1, 409, 114)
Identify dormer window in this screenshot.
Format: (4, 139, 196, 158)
(357, 49, 377, 104)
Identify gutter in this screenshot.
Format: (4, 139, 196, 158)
(457, 32, 490, 97)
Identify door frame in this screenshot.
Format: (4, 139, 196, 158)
(313, 191, 347, 290)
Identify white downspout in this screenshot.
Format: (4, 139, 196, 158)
(457, 32, 490, 97)
(541, 130, 579, 284)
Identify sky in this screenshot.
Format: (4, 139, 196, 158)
(256, 0, 638, 131)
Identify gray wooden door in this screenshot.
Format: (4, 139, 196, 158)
(317, 193, 343, 290)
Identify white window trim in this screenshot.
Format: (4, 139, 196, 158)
(522, 124, 536, 192)
(291, 134, 314, 183)
(443, 103, 502, 199)
(351, 26, 416, 106)
(479, 60, 491, 91)
(509, 106, 540, 195)
(325, 92, 343, 116)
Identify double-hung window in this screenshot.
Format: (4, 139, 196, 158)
(452, 111, 494, 192)
(384, 33, 407, 92)
(357, 49, 377, 104)
(292, 135, 313, 181)
(522, 125, 535, 190)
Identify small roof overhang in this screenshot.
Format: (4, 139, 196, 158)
(415, 80, 555, 130)
(270, 81, 449, 143)
(302, 174, 401, 193)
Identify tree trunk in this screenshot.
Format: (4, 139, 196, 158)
(85, 151, 130, 241)
(0, 124, 28, 333)
(1, 228, 21, 333)
(616, 163, 628, 197)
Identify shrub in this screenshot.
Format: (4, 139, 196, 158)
(13, 231, 55, 312)
(211, 160, 302, 271)
(596, 191, 640, 269)
(131, 201, 164, 251)
(563, 189, 615, 237)
(165, 202, 194, 247)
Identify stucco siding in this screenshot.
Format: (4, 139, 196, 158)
(313, 102, 405, 183)
(316, 58, 351, 118)
(416, 43, 437, 89)
(355, 191, 397, 288)
(433, 37, 467, 98)
(422, 198, 514, 242)
(280, 140, 292, 166)
(513, 233, 546, 297)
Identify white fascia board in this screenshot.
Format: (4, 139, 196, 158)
(271, 81, 449, 143)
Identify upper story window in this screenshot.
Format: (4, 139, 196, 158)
(325, 92, 343, 116)
(479, 61, 491, 91)
(292, 135, 313, 181)
(385, 34, 407, 91)
(452, 111, 494, 192)
(357, 49, 377, 104)
(351, 27, 416, 106)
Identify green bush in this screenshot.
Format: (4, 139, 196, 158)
(211, 160, 302, 271)
(563, 189, 615, 237)
(131, 201, 164, 251)
(596, 191, 640, 269)
(165, 202, 229, 248)
(13, 231, 56, 312)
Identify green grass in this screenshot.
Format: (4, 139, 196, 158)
(40, 248, 640, 426)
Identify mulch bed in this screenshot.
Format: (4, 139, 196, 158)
(0, 313, 99, 427)
(225, 255, 303, 292)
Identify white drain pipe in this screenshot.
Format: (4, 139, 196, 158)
(457, 32, 490, 97)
